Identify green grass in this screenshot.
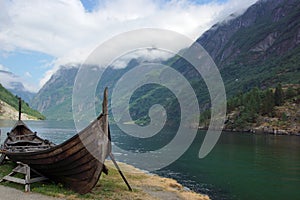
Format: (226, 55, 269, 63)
(0, 160, 138, 200)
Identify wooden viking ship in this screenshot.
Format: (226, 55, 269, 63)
(0, 120, 55, 154)
(0, 98, 55, 163)
(0, 88, 131, 194)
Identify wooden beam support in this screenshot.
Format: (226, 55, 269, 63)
(0, 162, 48, 192)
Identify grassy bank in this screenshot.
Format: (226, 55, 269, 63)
(0, 160, 209, 200)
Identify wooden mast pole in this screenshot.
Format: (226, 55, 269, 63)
(18, 98, 22, 121)
(102, 87, 108, 136)
(102, 87, 132, 191)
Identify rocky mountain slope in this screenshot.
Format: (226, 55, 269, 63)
(197, 0, 300, 94)
(30, 65, 78, 120)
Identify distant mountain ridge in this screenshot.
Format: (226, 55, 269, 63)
(0, 70, 35, 103)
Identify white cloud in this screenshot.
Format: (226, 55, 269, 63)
(0, 69, 37, 93)
(24, 71, 32, 78)
(0, 64, 39, 93)
(0, 64, 9, 71)
(39, 66, 57, 88)
(111, 48, 174, 69)
(0, 0, 258, 88)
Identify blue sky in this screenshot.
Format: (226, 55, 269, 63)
(80, 0, 99, 12)
(0, 51, 54, 87)
(0, 0, 257, 92)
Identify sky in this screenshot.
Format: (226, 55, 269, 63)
(0, 0, 257, 93)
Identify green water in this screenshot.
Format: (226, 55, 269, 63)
(1, 120, 299, 199)
(109, 124, 300, 199)
(159, 131, 300, 200)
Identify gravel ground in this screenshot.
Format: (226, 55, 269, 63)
(0, 185, 64, 200)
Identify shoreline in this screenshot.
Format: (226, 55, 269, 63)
(223, 128, 300, 136)
(0, 160, 210, 200)
(199, 127, 300, 136)
(103, 160, 210, 200)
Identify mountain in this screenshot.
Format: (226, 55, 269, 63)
(0, 83, 45, 120)
(30, 65, 79, 120)
(0, 70, 35, 103)
(129, 0, 300, 124)
(196, 0, 300, 95)
(147, 0, 300, 118)
(32, 0, 300, 122)
(30, 60, 144, 120)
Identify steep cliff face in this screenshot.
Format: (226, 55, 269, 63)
(191, 0, 300, 98)
(30, 66, 78, 119)
(197, 0, 300, 67)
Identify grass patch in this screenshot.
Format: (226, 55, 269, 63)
(0, 160, 142, 200)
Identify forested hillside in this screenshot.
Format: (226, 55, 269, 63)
(0, 84, 45, 120)
(200, 84, 299, 134)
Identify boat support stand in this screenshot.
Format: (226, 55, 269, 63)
(0, 162, 48, 192)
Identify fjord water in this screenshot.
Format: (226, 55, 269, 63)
(0, 120, 299, 200)
(158, 131, 300, 200)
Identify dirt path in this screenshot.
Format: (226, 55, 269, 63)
(0, 185, 64, 200)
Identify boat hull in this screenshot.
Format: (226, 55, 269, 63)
(5, 115, 111, 194)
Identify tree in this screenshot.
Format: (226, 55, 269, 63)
(285, 86, 296, 100)
(261, 89, 274, 116)
(274, 83, 284, 106)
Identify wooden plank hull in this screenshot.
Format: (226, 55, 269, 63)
(4, 115, 111, 194)
(2, 120, 55, 152)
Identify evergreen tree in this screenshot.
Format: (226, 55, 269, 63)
(240, 88, 261, 123)
(261, 89, 274, 116)
(274, 83, 284, 106)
